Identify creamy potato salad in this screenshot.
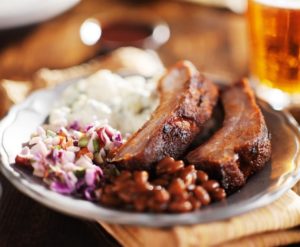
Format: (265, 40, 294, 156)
(49, 70, 159, 134)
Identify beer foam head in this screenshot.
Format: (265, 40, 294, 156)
(255, 0, 300, 9)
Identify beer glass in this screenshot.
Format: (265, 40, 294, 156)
(248, 0, 300, 109)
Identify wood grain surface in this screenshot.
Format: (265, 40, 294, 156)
(100, 190, 300, 246)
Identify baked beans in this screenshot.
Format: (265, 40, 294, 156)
(100, 156, 226, 213)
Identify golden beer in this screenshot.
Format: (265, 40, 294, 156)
(248, 0, 300, 93)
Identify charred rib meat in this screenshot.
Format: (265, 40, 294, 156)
(186, 79, 271, 193)
(110, 61, 219, 170)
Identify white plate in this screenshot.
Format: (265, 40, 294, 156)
(0, 0, 80, 30)
(1, 81, 300, 226)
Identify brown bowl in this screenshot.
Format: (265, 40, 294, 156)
(80, 9, 170, 51)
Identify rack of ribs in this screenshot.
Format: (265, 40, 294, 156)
(110, 60, 219, 170)
(186, 79, 271, 193)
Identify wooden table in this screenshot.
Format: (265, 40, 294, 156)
(0, 1, 252, 246)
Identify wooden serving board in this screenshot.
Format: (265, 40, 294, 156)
(98, 190, 300, 247)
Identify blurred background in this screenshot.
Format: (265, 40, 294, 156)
(0, 0, 248, 85)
